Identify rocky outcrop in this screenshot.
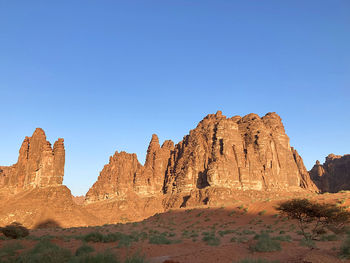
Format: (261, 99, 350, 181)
(0, 186, 99, 228)
(0, 128, 65, 193)
(86, 111, 318, 209)
(163, 112, 317, 193)
(85, 134, 174, 203)
(310, 154, 350, 193)
(162, 111, 318, 207)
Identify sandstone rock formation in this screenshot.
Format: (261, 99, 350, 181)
(0, 128, 65, 193)
(85, 134, 174, 203)
(0, 129, 102, 228)
(86, 111, 318, 210)
(310, 154, 350, 193)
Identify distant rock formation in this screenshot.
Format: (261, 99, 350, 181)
(0, 114, 321, 228)
(0, 128, 65, 193)
(86, 111, 318, 208)
(310, 154, 350, 193)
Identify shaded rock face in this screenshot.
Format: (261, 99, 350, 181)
(310, 154, 350, 193)
(86, 111, 317, 207)
(0, 128, 65, 193)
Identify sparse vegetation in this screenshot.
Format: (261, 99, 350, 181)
(124, 251, 149, 263)
(0, 242, 24, 259)
(1, 222, 29, 239)
(149, 232, 180, 245)
(0, 239, 149, 263)
(276, 199, 350, 240)
(75, 243, 95, 256)
(340, 233, 350, 259)
(258, 210, 267, 216)
(70, 250, 119, 263)
(249, 232, 281, 252)
(202, 231, 220, 246)
(17, 240, 72, 262)
(299, 237, 316, 248)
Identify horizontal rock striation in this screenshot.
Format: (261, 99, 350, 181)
(310, 154, 350, 193)
(0, 128, 65, 193)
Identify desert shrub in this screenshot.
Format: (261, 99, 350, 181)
(82, 232, 104, 242)
(218, 230, 236, 237)
(17, 240, 71, 263)
(319, 234, 339, 241)
(124, 251, 149, 263)
(0, 242, 24, 259)
(1, 222, 29, 239)
(258, 210, 267, 216)
(242, 229, 256, 235)
(250, 233, 281, 252)
(276, 199, 350, 240)
(149, 233, 173, 245)
(202, 232, 220, 246)
(81, 232, 138, 247)
(234, 259, 279, 263)
(340, 233, 350, 259)
(116, 234, 134, 248)
(299, 237, 316, 248)
(75, 243, 95, 256)
(70, 251, 119, 263)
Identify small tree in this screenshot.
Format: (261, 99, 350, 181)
(276, 199, 350, 240)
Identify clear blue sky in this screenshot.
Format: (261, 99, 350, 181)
(0, 1, 349, 196)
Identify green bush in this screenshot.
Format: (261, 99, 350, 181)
(69, 251, 119, 263)
(340, 233, 350, 259)
(149, 233, 172, 245)
(1, 222, 29, 239)
(81, 232, 136, 247)
(299, 238, 316, 248)
(250, 233, 281, 252)
(319, 234, 339, 241)
(83, 232, 104, 242)
(17, 240, 72, 263)
(202, 232, 220, 246)
(75, 243, 95, 256)
(124, 251, 149, 263)
(0, 242, 24, 259)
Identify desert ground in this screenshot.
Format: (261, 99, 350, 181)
(1, 191, 350, 263)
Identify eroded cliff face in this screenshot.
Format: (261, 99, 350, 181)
(0, 128, 65, 193)
(310, 154, 350, 193)
(86, 111, 317, 209)
(85, 134, 174, 203)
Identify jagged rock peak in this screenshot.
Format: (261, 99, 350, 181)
(0, 128, 65, 193)
(310, 154, 350, 193)
(163, 111, 317, 196)
(85, 134, 174, 203)
(86, 111, 318, 206)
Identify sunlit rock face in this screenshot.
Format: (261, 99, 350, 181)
(86, 111, 317, 208)
(85, 134, 174, 203)
(310, 154, 350, 193)
(163, 111, 317, 195)
(0, 128, 65, 193)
